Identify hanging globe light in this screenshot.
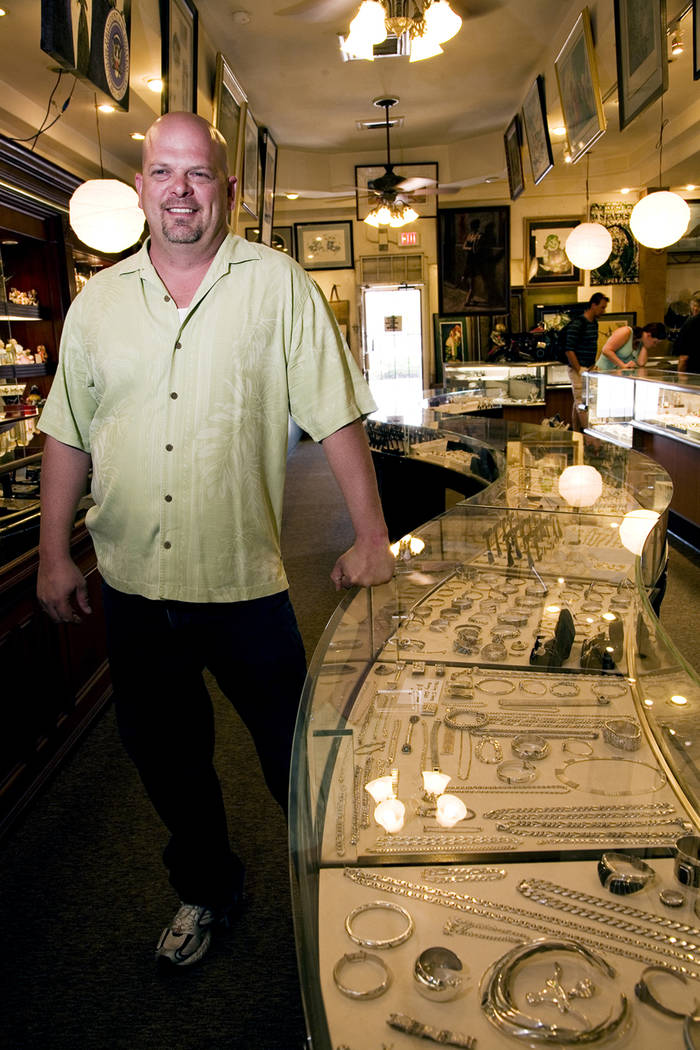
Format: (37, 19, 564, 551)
(564, 222, 612, 270)
(558, 465, 603, 508)
(70, 180, 145, 253)
(630, 191, 690, 249)
(619, 509, 660, 555)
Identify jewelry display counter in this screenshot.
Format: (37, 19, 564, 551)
(443, 362, 573, 424)
(290, 423, 700, 1050)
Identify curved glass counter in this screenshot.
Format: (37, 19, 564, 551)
(289, 417, 699, 1050)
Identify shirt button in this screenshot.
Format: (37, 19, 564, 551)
(170, 392, 178, 399)
(163, 541, 171, 550)
(175, 341, 182, 349)
(164, 295, 171, 302)
(165, 443, 173, 451)
(164, 494, 173, 502)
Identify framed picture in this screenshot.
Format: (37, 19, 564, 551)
(355, 163, 438, 220)
(294, 221, 354, 271)
(596, 312, 637, 356)
(669, 199, 700, 253)
(695, 0, 700, 79)
(614, 0, 668, 130)
(41, 0, 132, 110)
(533, 301, 587, 331)
(522, 75, 554, 186)
(160, 0, 197, 114)
(433, 314, 469, 382)
(504, 115, 524, 201)
(555, 8, 606, 164)
(245, 225, 294, 258)
(589, 202, 639, 284)
(525, 218, 583, 286)
(212, 52, 247, 230)
(240, 108, 262, 222)
(259, 129, 277, 247)
(438, 206, 510, 315)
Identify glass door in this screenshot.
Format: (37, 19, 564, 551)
(362, 285, 423, 419)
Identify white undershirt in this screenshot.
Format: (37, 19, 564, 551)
(177, 307, 188, 323)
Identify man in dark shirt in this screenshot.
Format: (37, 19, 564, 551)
(677, 296, 700, 373)
(564, 292, 609, 431)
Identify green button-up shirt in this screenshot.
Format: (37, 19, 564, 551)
(40, 234, 375, 602)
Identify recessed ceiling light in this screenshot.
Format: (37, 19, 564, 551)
(551, 126, 566, 137)
(686, 184, 697, 191)
(286, 193, 299, 200)
(620, 187, 631, 194)
(146, 77, 163, 94)
(98, 103, 115, 113)
(131, 132, 145, 140)
(232, 10, 251, 24)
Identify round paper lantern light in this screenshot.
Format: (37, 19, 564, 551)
(565, 222, 613, 270)
(619, 509, 660, 555)
(69, 179, 145, 253)
(630, 191, 690, 249)
(558, 465, 603, 508)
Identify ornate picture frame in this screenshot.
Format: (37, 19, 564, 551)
(614, 0, 668, 131)
(433, 314, 469, 383)
(522, 75, 554, 186)
(294, 221, 354, 271)
(240, 108, 262, 222)
(504, 115, 524, 201)
(160, 0, 198, 114)
(525, 218, 583, 286)
(438, 205, 510, 315)
(259, 129, 278, 247)
(212, 52, 247, 231)
(41, 0, 132, 111)
(245, 225, 294, 258)
(355, 163, 438, 220)
(555, 8, 606, 164)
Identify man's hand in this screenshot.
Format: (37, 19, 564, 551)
(331, 538, 395, 591)
(37, 557, 92, 624)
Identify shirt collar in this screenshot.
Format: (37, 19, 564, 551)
(118, 232, 262, 287)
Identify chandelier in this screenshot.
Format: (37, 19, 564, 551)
(342, 0, 462, 62)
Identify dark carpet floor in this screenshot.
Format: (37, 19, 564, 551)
(0, 437, 698, 1050)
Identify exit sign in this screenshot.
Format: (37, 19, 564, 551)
(398, 231, 420, 247)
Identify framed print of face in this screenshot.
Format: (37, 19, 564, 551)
(555, 8, 606, 163)
(438, 206, 510, 315)
(504, 115, 524, 201)
(294, 221, 354, 270)
(525, 218, 583, 286)
(160, 0, 197, 114)
(212, 52, 247, 231)
(522, 75, 554, 186)
(614, 0, 668, 130)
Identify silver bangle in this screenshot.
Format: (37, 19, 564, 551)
(413, 946, 463, 1001)
(635, 965, 698, 1019)
(551, 681, 580, 697)
(497, 759, 537, 784)
(344, 900, 414, 949)
(597, 851, 656, 895)
(332, 950, 392, 999)
(603, 718, 642, 751)
(562, 738, 594, 756)
(475, 677, 516, 695)
(519, 679, 547, 696)
(387, 1013, 476, 1048)
(511, 734, 550, 761)
(444, 708, 488, 731)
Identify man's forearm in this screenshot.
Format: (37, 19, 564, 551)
(321, 420, 388, 542)
(39, 435, 91, 562)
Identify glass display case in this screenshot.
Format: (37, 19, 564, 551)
(443, 363, 546, 406)
(586, 369, 700, 449)
(289, 421, 696, 1050)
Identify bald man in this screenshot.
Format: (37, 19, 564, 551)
(38, 112, 393, 967)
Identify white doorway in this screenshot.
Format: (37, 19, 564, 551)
(362, 285, 423, 420)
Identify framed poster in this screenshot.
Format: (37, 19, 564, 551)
(504, 115, 524, 201)
(41, 0, 132, 110)
(596, 312, 637, 356)
(160, 0, 197, 114)
(355, 163, 438, 220)
(294, 221, 354, 271)
(522, 75, 554, 186)
(240, 108, 262, 222)
(533, 301, 587, 331)
(438, 206, 510, 315)
(555, 8, 606, 163)
(525, 218, 583, 286)
(212, 52, 247, 230)
(245, 225, 294, 257)
(589, 201, 639, 284)
(433, 314, 469, 382)
(614, 0, 668, 130)
(259, 129, 278, 247)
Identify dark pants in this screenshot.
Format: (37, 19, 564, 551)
(101, 581, 307, 906)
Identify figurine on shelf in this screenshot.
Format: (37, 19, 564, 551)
(8, 287, 39, 306)
(2, 337, 17, 364)
(25, 385, 42, 406)
(14, 342, 35, 364)
(35, 344, 48, 363)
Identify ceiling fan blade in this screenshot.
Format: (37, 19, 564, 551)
(276, 187, 357, 199)
(274, 0, 354, 21)
(395, 176, 438, 192)
(437, 173, 505, 192)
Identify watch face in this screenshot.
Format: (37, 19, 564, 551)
(103, 8, 129, 102)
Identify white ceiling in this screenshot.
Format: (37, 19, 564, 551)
(0, 0, 697, 195)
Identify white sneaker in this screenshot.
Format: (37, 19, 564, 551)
(155, 902, 215, 967)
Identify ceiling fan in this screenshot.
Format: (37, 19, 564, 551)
(274, 0, 502, 23)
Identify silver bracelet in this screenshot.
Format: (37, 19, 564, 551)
(413, 946, 463, 1001)
(519, 679, 548, 696)
(345, 900, 414, 949)
(444, 708, 488, 731)
(497, 759, 537, 784)
(511, 734, 550, 760)
(603, 718, 642, 751)
(475, 677, 516, 695)
(332, 950, 391, 999)
(474, 736, 503, 763)
(387, 1013, 476, 1048)
(635, 964, 698, 1019)
(551, 680, 580, 697)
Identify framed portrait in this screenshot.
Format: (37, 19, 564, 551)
(294, 221, 354, 271)
(433, 314, 468, 382)
(504, 115, 524, 201)
(41, 0, 132, 110)
(245, 225, 294, 258)
(160, 0, 197, 114)
(522, 75, 554, 186)
(555, 9, 606, 164)
(525, 218, 583, 286)
(355, 163, 438, 220)
(589, 202, 639, 284)
(212, 52, 247, 231)
(533, 301, 587, 331)
(596, 312, 637, 356)
(669, 199, 700, 253)
(259, 129, 277, 247)
(438, 206, 510, 315)
(695, 0, 700, 79)
(614, 0, 668, 130)
(240, 108, 262, 222)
